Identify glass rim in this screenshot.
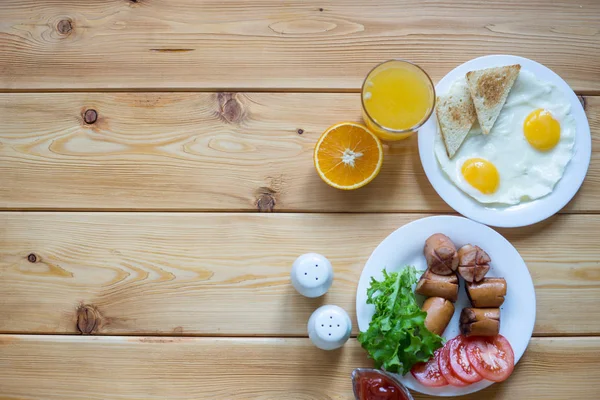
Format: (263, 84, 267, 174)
(361, 59, 436, 135)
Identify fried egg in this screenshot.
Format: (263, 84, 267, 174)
(435, 70, 576, 205)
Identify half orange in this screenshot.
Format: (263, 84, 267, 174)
(314, 122, 383, 190)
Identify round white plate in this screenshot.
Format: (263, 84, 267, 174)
(418, 55, 591, 228)
(356, 216, 536, 397)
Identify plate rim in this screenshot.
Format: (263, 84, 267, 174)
(355, 215, 536, 397)
(417, 54, 591, 228)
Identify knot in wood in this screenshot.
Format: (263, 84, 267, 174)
(297, 128, 304, 135)
(57, 19, 72, 35)
(83, 109, 98, 124)
(256, 188, 276, 212)
(217, 93, 244, 124)
(77, 305, 100, 335)
(27, 253, 38, 263)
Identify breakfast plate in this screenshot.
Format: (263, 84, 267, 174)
(418, 55, 591, 228)
(356, 215, 536, 397)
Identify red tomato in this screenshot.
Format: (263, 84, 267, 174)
(411, 349, 448, 387)
(438, 339, 469, 387)
(449, 335, 483, 383)
(466, 335, 515, 382)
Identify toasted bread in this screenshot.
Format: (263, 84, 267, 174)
(436, 79, 477, 158)
(466, 64, 521, 134)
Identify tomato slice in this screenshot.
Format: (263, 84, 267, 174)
(438, 339, 469, 387)
(411, 349, 448, 387)
(449, 335, 483, 383)
(466, 335, 515, 382)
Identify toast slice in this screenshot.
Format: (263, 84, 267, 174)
(466, 64, 521, 134)
(436, 79, 477, 158)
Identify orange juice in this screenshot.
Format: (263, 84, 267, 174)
(361, 60, 435, 141)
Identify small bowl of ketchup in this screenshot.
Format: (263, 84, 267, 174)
(351, 368, 414, 400)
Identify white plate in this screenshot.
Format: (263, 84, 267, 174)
(418, 55, 591, 228)
(356, 216, 536, 397)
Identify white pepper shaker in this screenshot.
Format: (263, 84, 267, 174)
(290, 253, 333, 298)
(308, 305, 352, 350)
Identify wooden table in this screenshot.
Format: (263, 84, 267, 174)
(1, 1, 599, 399)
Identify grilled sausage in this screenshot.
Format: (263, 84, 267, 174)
(422, 297, 455, 336)
(466, 278, 507, 307)
(457, 244, 491, 283)
(458, 264, 490, 283)
(460, 307, 500, 337)
(458, 244, 491, 266)
(415, 269, 459, 302)
(424, 234, 459, 275)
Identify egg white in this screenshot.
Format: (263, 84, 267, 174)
(435, 70, 576, 205)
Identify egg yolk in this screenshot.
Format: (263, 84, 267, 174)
(523, 108, 560, 151)
(461, 158, 500, 194)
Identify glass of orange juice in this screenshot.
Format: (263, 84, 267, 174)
(361, 60, 435, 141)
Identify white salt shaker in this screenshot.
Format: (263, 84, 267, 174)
(290, 253, 333, 298)
(308, 305, 352, 350)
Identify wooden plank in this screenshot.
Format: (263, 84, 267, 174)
(1, 1, 599, 91)
(0, 93, 597, 212)
(1, 212, 599, 336)
(0, 336, 598, 399)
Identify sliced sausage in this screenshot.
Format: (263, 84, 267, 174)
(424, 233, 459, 275)
(457, 244, 491, 282)
(422, 297, 455, 336)
(415, 269, 459, 302)
(458, 244, 491, 266)
(466, 278, 507, 307)
(459, 308, 500, 337)
(458, 264, 490, 283)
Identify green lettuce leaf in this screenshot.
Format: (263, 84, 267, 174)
(357, 266, 444, 374)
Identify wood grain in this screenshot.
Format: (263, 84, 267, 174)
(1, 212, 599, 336)
(1, 0, 599, 91)
(0, 335, 598, 400)
(0, 93, 597, 212)
(2, 2, 597, 398)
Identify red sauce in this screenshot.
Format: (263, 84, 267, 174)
(357, 372, 409, 400)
